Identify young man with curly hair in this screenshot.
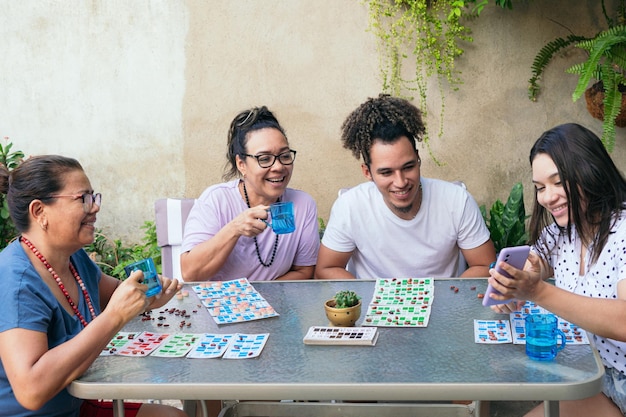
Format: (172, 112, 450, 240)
(316, 94, 495, 279)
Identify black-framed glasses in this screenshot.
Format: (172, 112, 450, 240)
(244, 150, 297, 168)
(47, 192, 102, 213)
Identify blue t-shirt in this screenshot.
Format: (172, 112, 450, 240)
(0, 240, 102, 416)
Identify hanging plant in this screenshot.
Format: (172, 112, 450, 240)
(528, 0, 626, 152)
(365, 0, 512, 149)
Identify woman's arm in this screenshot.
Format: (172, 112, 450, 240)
(181, 205, 269, 281)
(0, 272, 149, 410)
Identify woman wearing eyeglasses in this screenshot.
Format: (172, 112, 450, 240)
(181, 106, 320, 281)
(0, 155, 185, 416)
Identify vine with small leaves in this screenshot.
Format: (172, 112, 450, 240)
(365, 0, 513, 155)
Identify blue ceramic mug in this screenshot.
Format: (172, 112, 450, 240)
(525, 314, 566, 361)
(264, 201, 296, 234)
(124, 258, 162, 297)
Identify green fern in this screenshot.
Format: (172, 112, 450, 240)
(561, 25, 626, 151)
(569, 26, 626, 101)
(529, 0, 626, 153)
(599, 64, 623, 151)
(528, 34, 588, 101)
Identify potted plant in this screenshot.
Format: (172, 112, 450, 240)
(528, 0, 626, 151)
(479, 182, 529, 254)
(324, 290, 362, 327)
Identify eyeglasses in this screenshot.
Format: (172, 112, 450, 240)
(47, 192, 102, 213)
(244, 150, 297, 168)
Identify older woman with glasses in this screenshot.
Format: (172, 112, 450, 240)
(181, 106, 320, 281)
(0, 155, 185, 417)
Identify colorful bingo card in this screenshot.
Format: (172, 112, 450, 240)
(474, 319, 513, 343)
(510, 301, 589, 345)
(186, 334, 236, 359)
(150, 333, 200, 358)
(363, 278, 434, 327)
(222, 334, 269, 359)
(192, 278, 279, 325)
(116, 331, 169, 356)
(100, 332, 140, 356)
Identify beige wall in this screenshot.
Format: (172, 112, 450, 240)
(2, 0, 624, 242)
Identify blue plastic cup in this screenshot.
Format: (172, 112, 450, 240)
(265, 201, 296, 234)
(124, 258, 162, 297)
(525, 314, 566, 361)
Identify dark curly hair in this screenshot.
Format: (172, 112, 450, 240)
(224, 106, 287, 180)
(340, 94, 425, 164)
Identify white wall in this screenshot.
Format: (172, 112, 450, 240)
(1, 0, 624, 242)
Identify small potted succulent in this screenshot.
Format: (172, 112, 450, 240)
(324, 290, 362, 327)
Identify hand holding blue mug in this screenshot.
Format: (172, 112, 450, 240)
(124, 258, 162, 297)
(263, 201, 296, 234)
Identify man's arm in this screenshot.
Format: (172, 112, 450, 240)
(276, 265, 315, 280)
(315, 244, 356, 279)
(459, 239, 496, 277)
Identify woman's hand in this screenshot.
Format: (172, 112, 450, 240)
(230, 205, 270, 237)
(490, 300, 525, 314)
(487, 251, 547, 312)
(147, 275, 183, 309)
(103, 270, 151, 323)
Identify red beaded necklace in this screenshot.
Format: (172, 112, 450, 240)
(21, 236, 97, 327)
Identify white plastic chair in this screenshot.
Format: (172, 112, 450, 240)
(154, 198, 212, 417)
(154, 198, 195, 280)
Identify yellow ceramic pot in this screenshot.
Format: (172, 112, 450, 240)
(324, 299, 362, 327)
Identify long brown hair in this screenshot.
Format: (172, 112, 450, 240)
(529, 123, 626, 264)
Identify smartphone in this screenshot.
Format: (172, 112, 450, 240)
(482, 245, 530, 307)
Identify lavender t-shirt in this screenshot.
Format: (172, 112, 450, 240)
(182, 180, 319, 281)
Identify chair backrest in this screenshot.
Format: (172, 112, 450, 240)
(154, 198, 195, 280)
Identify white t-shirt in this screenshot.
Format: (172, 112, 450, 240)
(321, 177, 490, 278)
